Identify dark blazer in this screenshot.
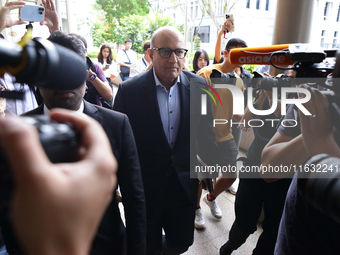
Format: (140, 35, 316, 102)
(23, 101, 146, 255)
(113, 68, 217, 206)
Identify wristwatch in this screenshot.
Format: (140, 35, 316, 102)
(88, 74, 97, 81)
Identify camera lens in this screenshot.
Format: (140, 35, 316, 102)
(39, 11, 43, 14)
(39, 7, 44, 11)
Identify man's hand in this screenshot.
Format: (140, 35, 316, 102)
(40, 0, 59, 33)
(0, 1, 27, 32)
(0, 110, 117, 255)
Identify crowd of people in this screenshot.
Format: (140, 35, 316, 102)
(0, 1, 340, 255)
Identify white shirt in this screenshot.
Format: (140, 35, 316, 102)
(129, 57, 151, 77)
(153, 69, 181, 149)
(93, 58, 119, 78)
(116, 49, 137, 73)
(0, 73, 38, 116)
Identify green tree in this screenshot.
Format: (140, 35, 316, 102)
(145, 13, 174, 39)
(193, 36, 201, 51)
(95, 0, 150, 26)
(116, 14, 147, 53)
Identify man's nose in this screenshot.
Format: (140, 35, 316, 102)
(169, 51, 178, 63)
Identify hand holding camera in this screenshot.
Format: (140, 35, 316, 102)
(0, 109, 118, 255)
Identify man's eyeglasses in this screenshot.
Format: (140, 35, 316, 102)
(152, 47, 188, 59)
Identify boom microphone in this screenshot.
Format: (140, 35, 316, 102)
(229, 44, 294, 65)
(0, 37, 87, 90)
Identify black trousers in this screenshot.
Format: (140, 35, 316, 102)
(145, 171, 196, 255)
(226, 177, 291, 255)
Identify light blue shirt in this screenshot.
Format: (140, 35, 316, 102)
(153, 69, 181, 150)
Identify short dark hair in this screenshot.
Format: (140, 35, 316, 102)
(193, 49, 210, 72)
(125, 39, 132, 43)
(225, 38, 247, 51)
(48, 31, 86, 60)
(143, 40, 151, 52)
(69, 33, 87, 50)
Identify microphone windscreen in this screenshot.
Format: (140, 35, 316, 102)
(229, 44, 294, 65)
(44, 43, 87, 90)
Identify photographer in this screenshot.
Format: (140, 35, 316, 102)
(259, 53, 340, 254)
(219, 85, 292, 255)
(0, 109, 117, 255)
(275, 86, 340, 255)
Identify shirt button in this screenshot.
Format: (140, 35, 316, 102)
(170, 95, 172, 97)
(171, 127, 173, 129)
(170, 111, 172, 113)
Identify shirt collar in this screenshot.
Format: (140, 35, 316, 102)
(43, 100, 84, 116)
(153, 68, 180, 89)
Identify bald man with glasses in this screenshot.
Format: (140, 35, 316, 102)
(114, 26, 217, 255)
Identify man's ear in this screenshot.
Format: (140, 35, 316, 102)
(148, 49, 154, 61)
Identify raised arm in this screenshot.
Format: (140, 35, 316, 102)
(0, 1, 27, 33)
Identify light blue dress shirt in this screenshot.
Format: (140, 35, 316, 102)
(153, 69, 181, 150)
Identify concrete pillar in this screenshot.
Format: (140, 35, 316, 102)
(270, 0, 315, 75)
(54, 0, 63, 30)
(65, 0, 77, 33)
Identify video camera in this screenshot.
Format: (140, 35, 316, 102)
(0, 37, 87, 221)
(251, 71, 293, 99)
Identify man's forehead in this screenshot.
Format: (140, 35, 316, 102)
(153, 33, 184, 47)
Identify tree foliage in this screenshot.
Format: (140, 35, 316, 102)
(95, 0, 150, 26)
(91, 12, 179, 53)
(198, 0, 239, 30)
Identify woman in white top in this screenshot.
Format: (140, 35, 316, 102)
(94, 44, 119, 81)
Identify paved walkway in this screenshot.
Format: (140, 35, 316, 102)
(184, 149, 263, 255)
(184, 180, 263, 255)
(119, 150, 263, 255)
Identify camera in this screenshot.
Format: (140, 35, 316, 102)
(210, 69, 237, 84)
(0, 115, 79, 220)
(251, 71, 293, 98)
(19, 5, 45, 22)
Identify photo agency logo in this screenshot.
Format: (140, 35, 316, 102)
(198, 79, 312, 128)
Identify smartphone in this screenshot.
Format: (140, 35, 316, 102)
(19, 5, 45, 22)
(225, 13, 235, 32)
(106, 64, 110, 68)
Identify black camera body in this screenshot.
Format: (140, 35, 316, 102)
(251, 71, 292, 98)
(0, 115, 79, 218)
(210, 69, 237, 84)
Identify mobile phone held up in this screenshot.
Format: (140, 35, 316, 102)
(19, 5, 45, 22)
(225, 13, 235, 32)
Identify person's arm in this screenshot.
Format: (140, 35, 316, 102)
(214, 21, 232, 63)
(0, 1, 27, 33)
(117, 115, 146, 255)
(0, 109, 117, 255)
(40, 0, 59, 33)
(87, 69, 113, 101)
(261, 85, 340, 181)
